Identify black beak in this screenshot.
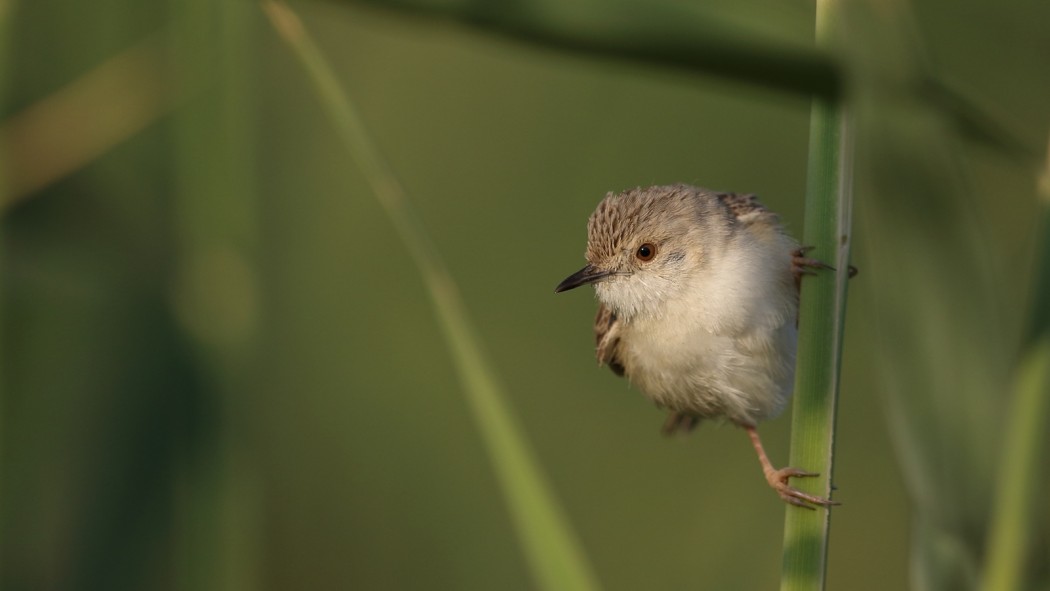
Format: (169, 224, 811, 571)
(555, 264, 614, 293)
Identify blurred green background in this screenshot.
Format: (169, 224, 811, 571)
(1, 0, 1047, 590)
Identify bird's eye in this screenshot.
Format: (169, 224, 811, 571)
(636, 243, 656, 261)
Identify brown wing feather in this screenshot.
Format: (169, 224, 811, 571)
(715, 192, 772, 222)
(594, 304, 625, 377)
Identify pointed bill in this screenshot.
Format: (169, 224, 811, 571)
(555, 264, 615, 293)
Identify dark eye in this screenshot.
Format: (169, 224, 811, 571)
(636, 243, 656, 261)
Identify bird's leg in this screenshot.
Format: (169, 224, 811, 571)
(744, 426, 839, 509)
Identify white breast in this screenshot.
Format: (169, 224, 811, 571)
(617, 231, 798, 426)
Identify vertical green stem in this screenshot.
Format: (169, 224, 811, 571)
(780, 0, 852, 589)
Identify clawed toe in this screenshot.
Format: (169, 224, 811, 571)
(791, 247, 859, 280)
(767, 467, 839, 509)
(745, 427, 839, 510)
(792, 248, 832, 272)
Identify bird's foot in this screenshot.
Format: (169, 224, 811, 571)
(764, 466, 840, 509)
(791, 247, 858, 281)
(745, 425, 839, 509)
(791, 247, 832, 279)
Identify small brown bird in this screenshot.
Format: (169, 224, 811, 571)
(555, 184, 836, 508)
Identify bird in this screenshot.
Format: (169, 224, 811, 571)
(555, 184, 837, 508)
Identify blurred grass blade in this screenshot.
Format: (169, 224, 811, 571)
(979, 140, 1050, 591)
(338, 0, 841, 99)
(168, 0, 263, 589)
(844, 0, 1020, 587)
(338, 0, 1022, 168)
(261, 3, 600, 589)
(780, 0, 853, 589)
(0, 35, 174, 210)
(916, 77, 1035, 165)
(979, 340, 1050, 591)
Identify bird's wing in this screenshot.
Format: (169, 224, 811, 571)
(594, 303, 626, 377)
(715, 192, 776, 224)
(717, 190, 805, 305)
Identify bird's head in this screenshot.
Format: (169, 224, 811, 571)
(555, 185, 733, 320)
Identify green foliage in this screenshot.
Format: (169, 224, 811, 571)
(1, 0, 1047, 590)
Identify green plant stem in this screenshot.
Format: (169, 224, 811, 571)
(780, 0, 852, 589)
(261, 3, 600, 590)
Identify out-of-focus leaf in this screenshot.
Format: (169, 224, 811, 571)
(335, 0, 842, 99)
(916, 76, 1036, 166)
(842, 1, 1032, 588)
(979, 140, 1050, 591)
(0, 36, 174, 209)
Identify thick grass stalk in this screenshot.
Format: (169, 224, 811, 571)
(261, 3, 600, 590)
(780, 0, 852, 589)
(978, 141, 1050, 591)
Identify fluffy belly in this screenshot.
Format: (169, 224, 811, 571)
(622, 320, 796, 426)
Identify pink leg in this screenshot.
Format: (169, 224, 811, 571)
(745, 426, 839, 509)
